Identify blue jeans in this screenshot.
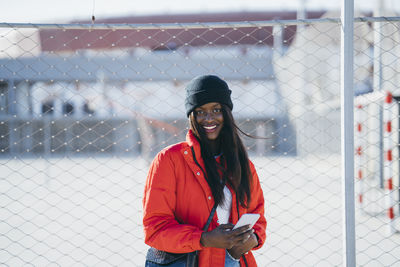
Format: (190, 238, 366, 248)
(225, 250, 240, 267)
(145, 250, 240, 266)
(145, 257, 186, 267)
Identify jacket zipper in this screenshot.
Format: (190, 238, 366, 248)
(191, 146, 248, 267)
(190, 146, 208, 179)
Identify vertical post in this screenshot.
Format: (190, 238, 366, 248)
(355, 105, 364, 207)
(272, 25, 283, 56)
(383, 92, 396, 234)
(397, 98, 400, 217)
(374, 0, 385, 189)
(341, 0, 356, 266)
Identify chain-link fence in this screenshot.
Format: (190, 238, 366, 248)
(1, 12, 400, 266)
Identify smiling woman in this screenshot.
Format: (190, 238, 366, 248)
(143, 75, 267, 267)
(193, 102, 224, 143)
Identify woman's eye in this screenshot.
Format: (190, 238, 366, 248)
(195, 110, 204, 115)
(214, 109, 221, 113)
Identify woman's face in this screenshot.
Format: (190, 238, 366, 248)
(194, 102, 224, 141)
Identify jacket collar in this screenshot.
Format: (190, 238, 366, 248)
(186, 129, 203, 164)
(186, 129, 199, 146)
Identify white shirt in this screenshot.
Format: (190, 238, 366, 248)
(216, 185, 232, 224)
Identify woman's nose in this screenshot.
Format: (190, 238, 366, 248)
(204, 112, 214, 121)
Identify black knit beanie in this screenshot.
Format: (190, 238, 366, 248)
(185, 75, 233, 117)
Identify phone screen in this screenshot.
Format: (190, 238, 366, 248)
(232, 213, 260, 230)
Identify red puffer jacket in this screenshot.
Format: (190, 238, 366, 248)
(143, 130, 267, 266)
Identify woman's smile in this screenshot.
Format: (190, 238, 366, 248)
(195, 102, 224, 141)
(203, 124, 217, 132)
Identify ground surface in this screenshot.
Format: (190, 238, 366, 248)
(1, 155, 399, 266)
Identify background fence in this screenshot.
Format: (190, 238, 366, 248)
(1, 12, 400, 266)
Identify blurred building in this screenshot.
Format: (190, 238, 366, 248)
(0, 11, 327, 157)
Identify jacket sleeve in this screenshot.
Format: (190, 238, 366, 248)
(247, 160, 267, 250)
(142, 150, 204, 253)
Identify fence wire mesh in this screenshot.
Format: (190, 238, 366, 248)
(0, 13, 400, 266)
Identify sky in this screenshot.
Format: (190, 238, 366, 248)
(1, 0, 399, 24)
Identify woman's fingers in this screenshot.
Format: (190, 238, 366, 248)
(228, 232, 259, 259)
(200, 224, 254, 249)
(230, 228, 253, 244)
(219, 223, 234, 230)
(231, 224, 251, 234)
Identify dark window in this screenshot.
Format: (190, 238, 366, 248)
(41, 101, 54, 115)
(63, 102, 74, 115)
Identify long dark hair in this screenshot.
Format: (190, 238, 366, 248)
(189, 104, 252, 208)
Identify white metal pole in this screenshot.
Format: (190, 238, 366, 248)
(341, 0, 356, 266)
(374, 0, 385, 190)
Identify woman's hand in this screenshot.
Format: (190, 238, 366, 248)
(200, 224, 252, 249)
(227, 231, 258, 259)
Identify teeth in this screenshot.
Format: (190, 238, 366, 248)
(204, 125, 216, 130)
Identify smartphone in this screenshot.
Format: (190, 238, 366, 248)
(232, 213, 260, 230)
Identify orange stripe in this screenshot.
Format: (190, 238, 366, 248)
(356, 146, 362, 156)
(358, 170, 363, 179)
(385, 92, 393, 104)
(357, 123, 362, 132)
(387, 150, 392, 161)
(388, 207, 394, 219)
(387, 178, 393, 190)
(386, 121, 392, 133)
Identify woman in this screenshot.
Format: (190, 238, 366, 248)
(143, 75, 267, 266)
